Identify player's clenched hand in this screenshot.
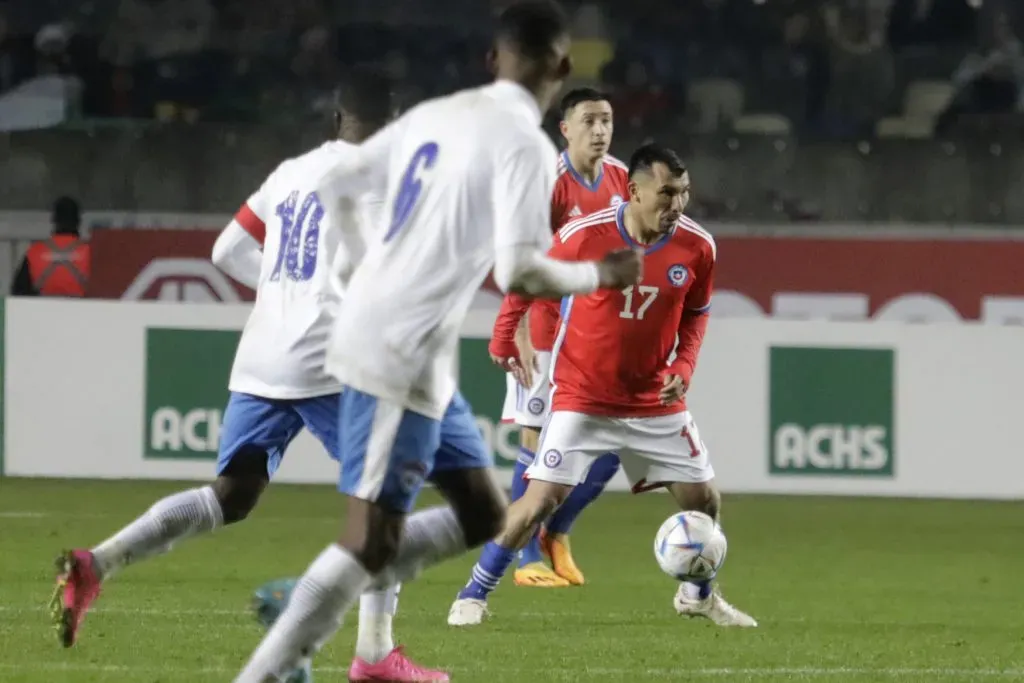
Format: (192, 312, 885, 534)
(596, 248, 643, 289)
(659, 374, 688, 405)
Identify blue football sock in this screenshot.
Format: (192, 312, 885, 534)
(510, 448, 544, 566)
(510, 447, 533, 501)
(688, 580, 713, 600)
(546, 453, 620, 535)
(457, 542, 517, 601)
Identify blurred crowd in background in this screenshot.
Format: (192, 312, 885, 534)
(4, 0, 1024, 224)
(2, 0, 1023, 138)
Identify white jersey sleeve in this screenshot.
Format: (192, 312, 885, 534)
(211, 220, 262, 289)
(490, 140, 601, 297)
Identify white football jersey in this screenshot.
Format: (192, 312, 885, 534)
(228, 141, 382, 400)
(319, 80, 557, 419)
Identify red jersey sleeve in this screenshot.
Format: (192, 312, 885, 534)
(550, 178, 571, 232)
(234, 203, 266, 245)
(669, 244, 714, 383)
(489, 230, 581, 358)
(489, 294, 530, 360)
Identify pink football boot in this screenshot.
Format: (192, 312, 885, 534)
(49, 550, 102, 647)
(348, 646, 450, 682)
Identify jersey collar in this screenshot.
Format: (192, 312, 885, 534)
(615, 202, 674, 254)
(560, 150, 604, 193)
(487, 79, 543, 126)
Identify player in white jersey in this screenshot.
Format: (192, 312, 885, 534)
(49, 68, 448, 683)
(232, 2, 644, 681)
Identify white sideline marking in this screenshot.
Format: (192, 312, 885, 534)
(0, 511, 47, 518)
(0, 662, 1020, 678)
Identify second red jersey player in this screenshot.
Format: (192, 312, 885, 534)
(494, 89, 629, 435)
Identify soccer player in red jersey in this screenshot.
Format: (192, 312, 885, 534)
(450, 143, 757, 628)
(490, 87, 629, 588)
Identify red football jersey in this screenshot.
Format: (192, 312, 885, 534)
(490, 153, 630, 356)
(549, 203, 716, 418)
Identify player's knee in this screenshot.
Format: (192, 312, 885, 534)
(519, 427, 541, 453)
(459, 491, 506, 547)
(678, 482, 720, 521)
(212, 474, 266, 524)
(353, 521, 403, 573)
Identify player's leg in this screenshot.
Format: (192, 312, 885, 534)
(292, 394, 448, 682)
(234, 390, 486, 681)
(540, 450, 621, 585)
(448, 411, 615, 626)
(620, 412, 756, 628)
(506, 352, 574, 586)
(51, 392, 301, 647)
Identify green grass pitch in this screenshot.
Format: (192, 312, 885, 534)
(1, 478, 1023, 682)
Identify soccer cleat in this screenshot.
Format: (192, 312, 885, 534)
(673, 584, 758, 628)
(49, 549, 102, 647)
(447, 597, 490, 627)
(539, 529, 585, 586)
(252, 577, 298, 628)
(348, 646, 450, 682)
(513, 561, 572, 587)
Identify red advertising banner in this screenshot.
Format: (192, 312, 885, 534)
(87, 229, 1024, 323)
(712, 236, 1024, 323)
(88, 229, 255, 302)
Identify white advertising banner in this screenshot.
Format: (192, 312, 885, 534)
(3, 299, 1024, 499)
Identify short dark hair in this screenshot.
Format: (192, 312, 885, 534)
(628, 143, 687, 179)
(338, 65, 393, 126)
(559, 87, 610, 118)
(495, 0, 569, 60)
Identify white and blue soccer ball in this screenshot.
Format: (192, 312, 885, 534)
(653, 511, 727, 581)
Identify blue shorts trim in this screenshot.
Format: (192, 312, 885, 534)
(217, 392, 340, 478)
(337, 388, 491, 513)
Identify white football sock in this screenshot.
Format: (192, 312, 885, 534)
(356, 584, 400, 664)
(235, 544, 371, 683)
(372, 506, 467, 589)
(91, 486, 223, 579)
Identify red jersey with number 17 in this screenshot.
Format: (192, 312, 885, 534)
(549, 203, 716, 418)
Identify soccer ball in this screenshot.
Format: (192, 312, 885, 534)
(653, 511, 727, 581)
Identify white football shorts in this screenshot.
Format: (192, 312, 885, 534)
(526, 410, 715, 490)
(499, 350, 552, 429)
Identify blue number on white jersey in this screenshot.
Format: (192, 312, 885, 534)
(270, 191, 325, 282)
(384, 142, 439, 243)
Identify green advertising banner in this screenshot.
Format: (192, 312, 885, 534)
(141, 327, 517, 468)
(457, 337, 518, 468)
(769, 346, 895, 477)
(144, 328, 239, 460)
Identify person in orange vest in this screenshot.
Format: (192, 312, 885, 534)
(11, 197, 91, 297)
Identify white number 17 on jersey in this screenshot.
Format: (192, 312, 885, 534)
(620, 285, 659, 320)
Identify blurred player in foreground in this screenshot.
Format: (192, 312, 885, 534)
(491, 87, 629, 588)
(449, 143, 757, 628)
(49, 68, 449, 682)
(231, 2, 644, 680)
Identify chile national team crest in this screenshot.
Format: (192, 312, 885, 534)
(667, 264, 689, 287)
